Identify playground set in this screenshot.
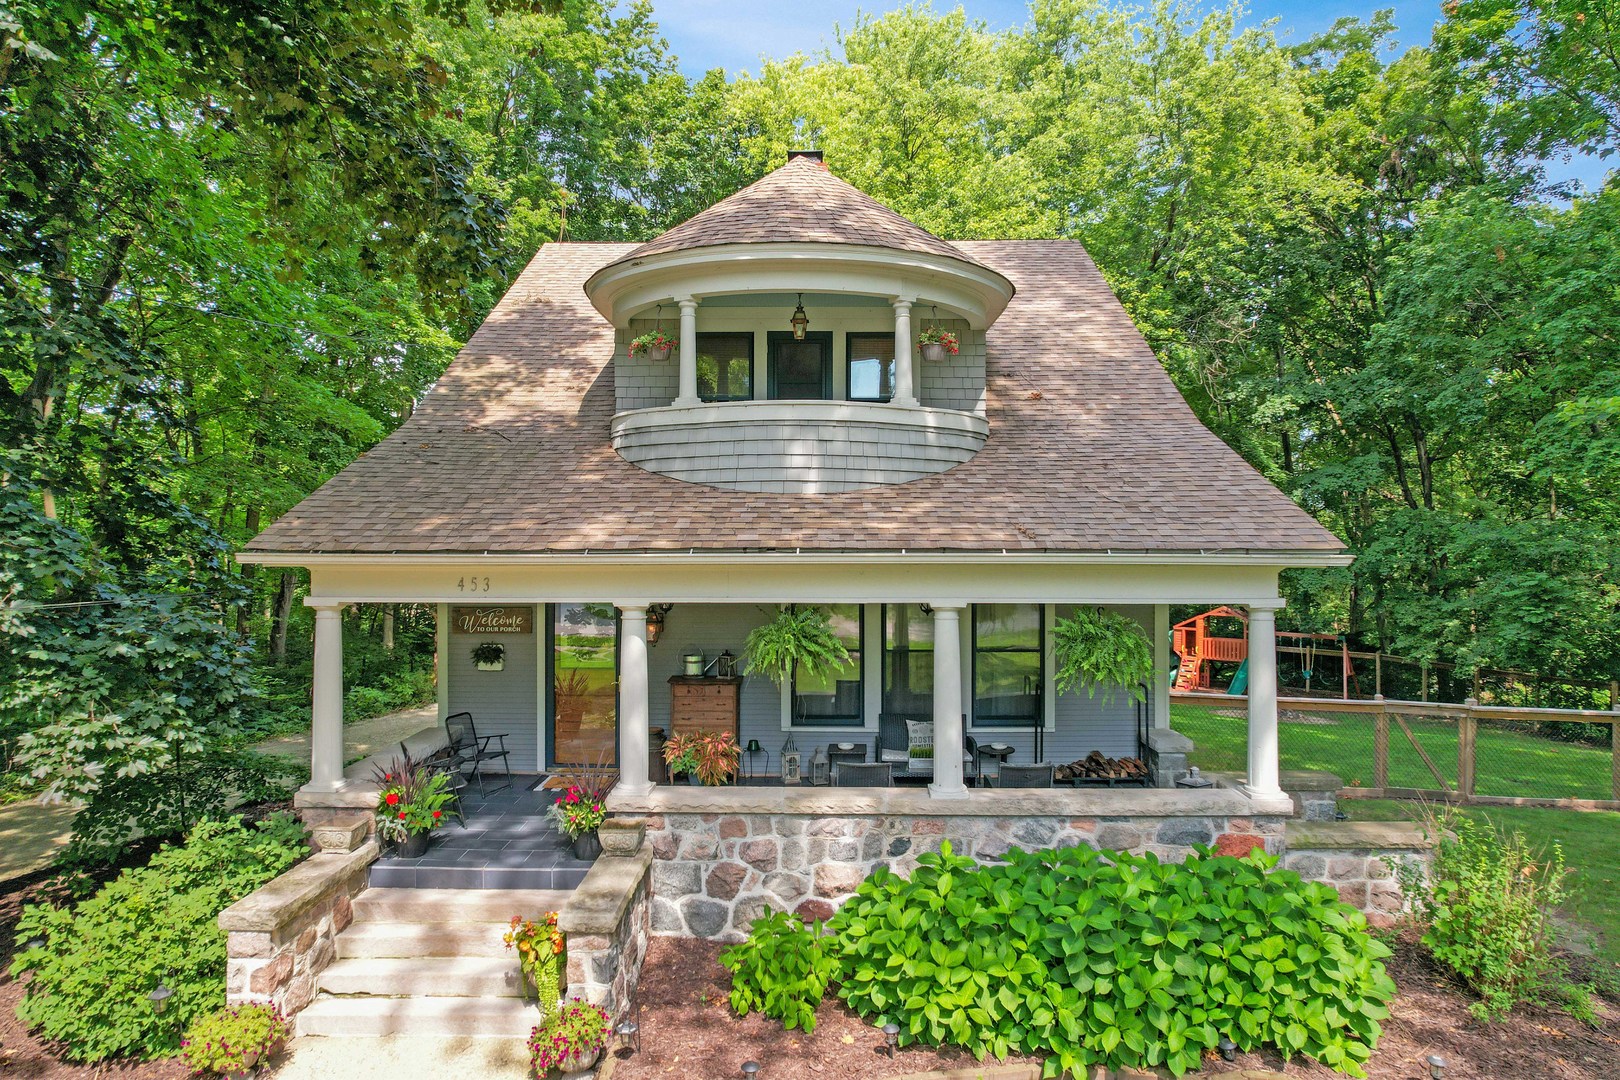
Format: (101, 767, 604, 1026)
(1172, 607, 1356, 697)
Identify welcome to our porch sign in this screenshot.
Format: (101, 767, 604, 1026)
(451, 606, 534, 635)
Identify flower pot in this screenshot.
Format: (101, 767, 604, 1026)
(476, 659, 504, 671)
(398, 831, 431, 859)
(687, 772, 703, 786)
(642, 345, 672, 362)
(556, 1046, 602, 1078)
(920, 341, 949, 363)
(598, 818, 645, 856)
(571, 830, 602, 861)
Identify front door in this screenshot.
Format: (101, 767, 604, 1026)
(768, 331, 833, 399)
(549, 603, 618, 768)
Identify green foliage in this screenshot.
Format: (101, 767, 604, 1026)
(63, 747, 303, 869)
(1414, 814, 1570, 1021)
(1050, 608, 1155, 703)
(719, 910, 838, 1032)
(374, 754, 456, 841)
(743, 606, 852, 688)
(181, 1003, 290, 1075)
(11, 814, 308, 1062)
(724, 842, 1394, 1077)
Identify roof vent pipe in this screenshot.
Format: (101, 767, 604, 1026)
(786, 149, 824, 163)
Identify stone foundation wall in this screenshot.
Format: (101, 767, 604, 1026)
(643, 811, 1288, 941)
(559, 848, 653, 1017)
(219, 843, 377, 1016)
(1282, 822, 1433, 928)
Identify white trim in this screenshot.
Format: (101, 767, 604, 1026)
(611, 399, 988, 440)
(264, 551, 1350, 569)
(535, 603, 547, 772)
(435, 603, 449, 723)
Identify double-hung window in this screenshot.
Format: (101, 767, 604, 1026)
(846, 333, 895, 403)
(791, 604, 863, 726)
(972, 604, 1042, 727)
(697, 332, 753, 402)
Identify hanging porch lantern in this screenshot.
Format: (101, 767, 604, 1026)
(790, 293, 809, 340)
(646, 604, 671, 646)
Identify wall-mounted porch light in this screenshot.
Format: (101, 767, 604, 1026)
(790, 294, 809, 340)
(646, 604, 673, 646)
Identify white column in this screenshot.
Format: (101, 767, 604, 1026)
(674, 297, 699, 407)
(892, 298, 918, 408)
(1244, 604, 1283, 797)
(617, 604, 653, 797)
(435, 603, 450, 722)
(308, 603, 346, 792)
(1153, 604, 1171, 729)
(928, 604, 968, 799)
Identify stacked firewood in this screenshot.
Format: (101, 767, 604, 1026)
(1053, 751, 1149, 782)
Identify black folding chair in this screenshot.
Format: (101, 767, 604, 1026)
(834, 761, 893, 787)
(997, 763, 1055, 788)
(414, 741, 469, 827)
(445, 711, 512, 796)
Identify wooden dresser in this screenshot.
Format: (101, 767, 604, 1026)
(667, 676, 743, 737)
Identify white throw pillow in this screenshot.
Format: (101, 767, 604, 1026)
(905, 720, 935, 773)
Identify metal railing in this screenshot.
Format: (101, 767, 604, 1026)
(1172, 691, 1620, 811)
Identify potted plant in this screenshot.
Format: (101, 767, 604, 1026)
(181, 1003, 290, 1079)
(373, 754, 455, 858)
(1051, 606, 1155, 704)
(530, 1000, 611, 1077)
(917, 324, 959, 363)
(743, 605, 852, 690)
(662, 731, 740, 786)
(472, 641, 506, 671)
(549, 784, 607, 860)
(628, 329, 676, 362)
(505, 912, 566, 1022)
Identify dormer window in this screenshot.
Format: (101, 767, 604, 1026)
(696, 333, 753, 402)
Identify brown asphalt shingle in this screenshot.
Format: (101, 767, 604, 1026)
(245, 240, 1343, 556)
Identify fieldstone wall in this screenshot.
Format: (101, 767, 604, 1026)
(219, 843, 377, 1015)
(559, 847, 653, 1017)
(643, 811, 1288, 941)
(1282, 821, 1433, 928)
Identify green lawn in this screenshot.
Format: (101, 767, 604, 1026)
(1173, 702, 1615, 801)
(1345, 798, 1620, 969)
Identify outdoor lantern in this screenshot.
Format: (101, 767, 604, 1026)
(790, 293, 809, 340)
(809, 745, 831, 786)
(1218, 1036, 1237, 1062)
(882, 1022, 901, 1058)
(148, 984, 174, 1015)
(646, 604, 671, 646)
(614, 1018, 640, 1058)
(741, 1062, 761, 1078)
(1176, 765, 1214, 789)
(24, 937, 45, 952)
(717, 649, 738, 677)
(744, 739, 765, 780)
(1427, 1055, 1447, 1080)
(781, 738, 801, 785)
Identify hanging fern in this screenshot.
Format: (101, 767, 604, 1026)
(743, 606, 851, 688)
(1051, 607, 1155, 704)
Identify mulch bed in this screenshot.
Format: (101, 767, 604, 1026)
(612, 935, 1620, 1080)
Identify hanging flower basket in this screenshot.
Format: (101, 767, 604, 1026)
(629, 329, 676, 362)
(472, 641, 506, 671)
(917, 325, 959, 363)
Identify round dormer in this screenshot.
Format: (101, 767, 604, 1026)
(584, 153, 1014, 494)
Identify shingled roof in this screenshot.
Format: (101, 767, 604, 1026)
(608, 155, 987, 270)
(244, 240, 1344, 557)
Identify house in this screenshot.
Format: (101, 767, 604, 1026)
(231, 153, 1413, 1027)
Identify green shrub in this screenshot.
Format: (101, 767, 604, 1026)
(728, 842, 1395, 1078)
(62, 747, 304, 868)
(719, 910, 838, 1031)
(1415, 815, 1568, 1021)
(181, 1003, 290, 1074)
(11, 814, 308, 1061)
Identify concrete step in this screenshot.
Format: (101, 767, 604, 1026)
(296, 996, 539, 1038)
(335, 921, 515, 960)
(317, 957, 525, 999)
(351, 888, 572, 926)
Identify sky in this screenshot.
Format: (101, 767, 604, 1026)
(650, 0, 1610, 192)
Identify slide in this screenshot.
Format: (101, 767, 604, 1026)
(1228, 658, 1249, 695)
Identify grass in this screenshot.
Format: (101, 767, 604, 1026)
(1345, 798, 1620, 969)
(1173, 701, 1615, 801)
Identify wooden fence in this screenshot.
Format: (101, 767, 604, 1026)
(1173, 691, 1620, 812)
(1271, 645, 1618, 709)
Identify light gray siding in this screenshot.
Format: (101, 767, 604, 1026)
(447, 609, 541, 772)
(645, 603, 781, 744)
(615, 319, 679, 411)
(917, 320, 986, 415)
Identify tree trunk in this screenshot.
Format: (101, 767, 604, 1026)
(383, 604, 395, 651)
(237, 505, 260, 638)
(270, 571, 295, 663)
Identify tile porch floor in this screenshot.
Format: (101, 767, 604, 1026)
(368, 780, 595, 890)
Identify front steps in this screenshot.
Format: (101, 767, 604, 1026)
(298, 888, 571, 1037)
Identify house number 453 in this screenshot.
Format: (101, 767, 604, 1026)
(457, 576, 492, 593)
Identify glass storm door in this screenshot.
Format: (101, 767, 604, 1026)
(550, 603, 617, 768)
(768, 331, 833, 399)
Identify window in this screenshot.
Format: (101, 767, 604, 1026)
(697, 333, 753, 402)
(882, 604, 933, 715)
(973, 604, 1042, 727)
(846, 333, 895, 402)
(791, 604, 863, 726)
(768, 331, 832, 399)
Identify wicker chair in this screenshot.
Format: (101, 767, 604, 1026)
(997, 763, 1055, 788)
(833, 761, 893, 787)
